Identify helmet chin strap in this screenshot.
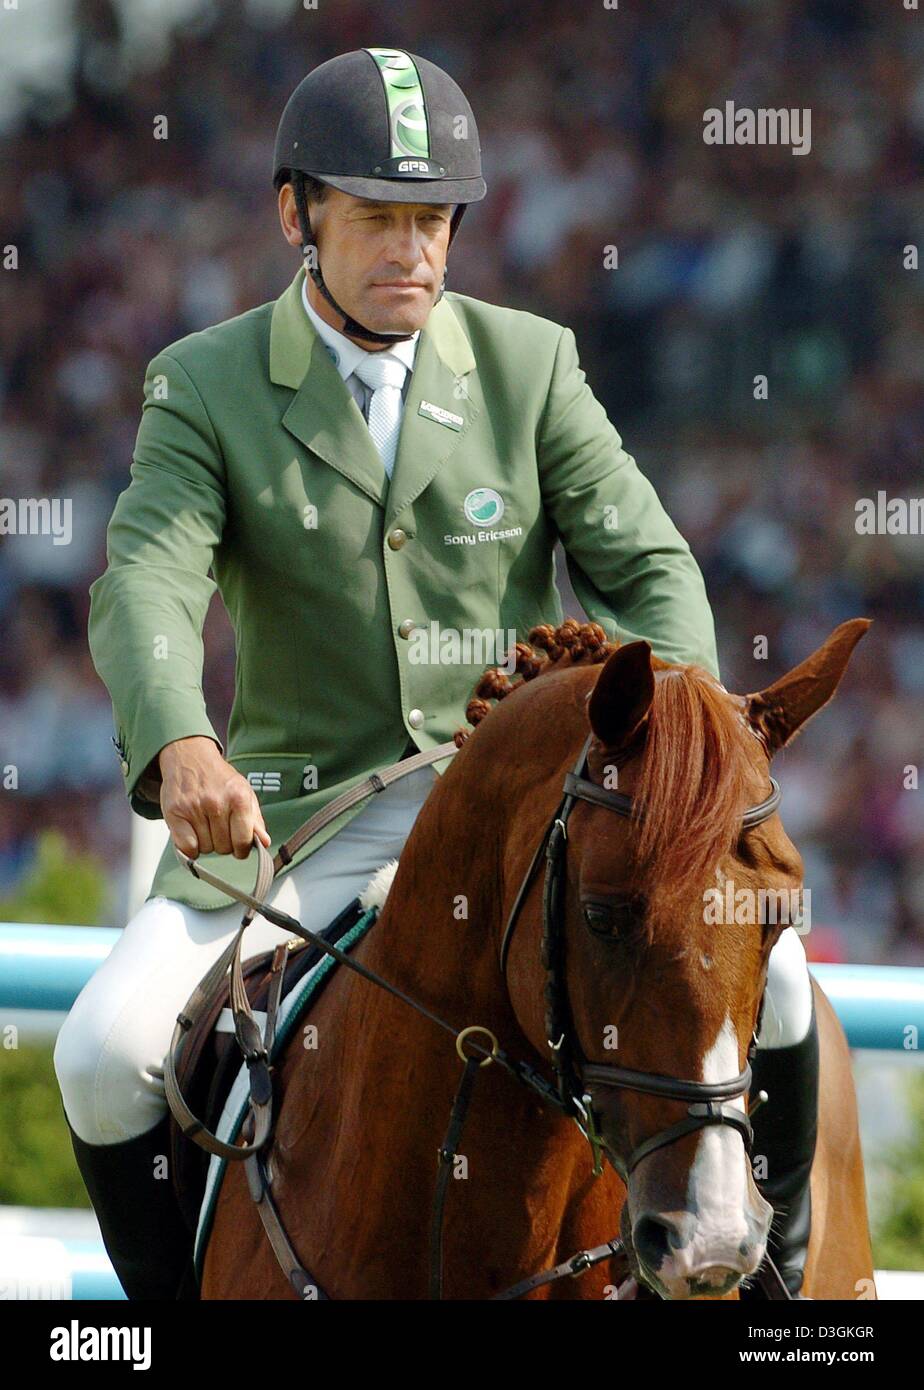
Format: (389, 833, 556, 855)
(293, 173, 466, 346)
(304, 255, 437, 344)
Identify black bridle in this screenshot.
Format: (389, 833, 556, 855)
(499, 730, 782, 1181)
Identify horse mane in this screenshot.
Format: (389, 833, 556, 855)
(451, 620, 615, 746)
(455, 620, 755, 918)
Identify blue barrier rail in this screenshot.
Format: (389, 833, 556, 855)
(2, 1235, 918, 1301)
(0, 1228, 916, 1301)
(0, 1236, 125, 1300)
(1, 923, 923, 1052)
(811, 963, 924, 1052)
(0, 925, 120, 1013)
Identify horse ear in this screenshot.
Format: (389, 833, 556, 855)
(744, 618, 872, 757)
(587, 640, 655, 750)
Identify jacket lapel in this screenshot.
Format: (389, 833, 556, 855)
(270, 268, 388, 508)
(269, 266, 478, 518)
(385, 292, 478, 528)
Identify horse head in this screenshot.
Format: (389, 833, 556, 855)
(491, 617, 870, 1299)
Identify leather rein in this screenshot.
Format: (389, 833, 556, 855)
(166, 730, 794, 1301)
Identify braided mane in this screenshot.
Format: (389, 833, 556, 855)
(455, 619, 755, 920)
(452, 620, 614, 748)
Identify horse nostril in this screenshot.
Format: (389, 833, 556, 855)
(633, 1213, 687, 1271)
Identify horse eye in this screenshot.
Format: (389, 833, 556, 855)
(583, 901, 614, 933)
(582, 896, 643, 938)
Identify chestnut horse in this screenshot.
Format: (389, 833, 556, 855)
(202, 617, 875, 1299)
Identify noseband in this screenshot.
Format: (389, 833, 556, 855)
(500, 730, 782, 1180)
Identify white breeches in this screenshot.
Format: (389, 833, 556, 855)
(55, 765, 813, 1144)
(54, 766, 438, 1144)
(755, 925, 814, 1050)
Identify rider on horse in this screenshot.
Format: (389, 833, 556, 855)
(55, 47, 818, 1299)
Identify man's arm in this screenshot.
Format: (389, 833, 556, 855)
(536, 326, 720, 680)
(89, 351, 268, 858)
(89, 351, 226, 810)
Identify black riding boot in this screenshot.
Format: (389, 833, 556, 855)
(743, 999, 819, 1298)
(65, 1110, 196, 1300)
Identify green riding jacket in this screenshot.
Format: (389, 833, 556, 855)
(88, 264, 719, 909)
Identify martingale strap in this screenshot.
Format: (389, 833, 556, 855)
(275, 742, 459, 868)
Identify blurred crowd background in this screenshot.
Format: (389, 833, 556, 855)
(1, 0, 923, 964)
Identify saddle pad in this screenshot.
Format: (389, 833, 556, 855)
(193, 904, 378, 1278)
(171, 894, 370, 1232)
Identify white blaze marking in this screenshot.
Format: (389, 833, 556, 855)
(686, 1014, 749, 1236)
(654, 1013, 756, 1290)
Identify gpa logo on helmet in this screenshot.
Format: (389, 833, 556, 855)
(463, 488, 505, 528)
(397, 159, 429, 172)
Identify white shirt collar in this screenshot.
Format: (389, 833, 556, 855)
(301, 272, 419, 382)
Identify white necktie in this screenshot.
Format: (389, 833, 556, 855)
(352, 354, 408, 479)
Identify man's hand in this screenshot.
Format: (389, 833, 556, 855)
(158, 736, 271, 860)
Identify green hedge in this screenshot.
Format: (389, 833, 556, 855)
(0, 830, 110, 1206)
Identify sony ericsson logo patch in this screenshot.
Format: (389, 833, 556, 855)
(443, 488, 523, 547)
(463, 487, 504, 527)
(418, 399, 463, 431)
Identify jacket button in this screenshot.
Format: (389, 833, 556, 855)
(120, 759, 129, 776)
(387, 528, 408, 550)
(408, 709, 424, 729)
(398, 619, 417, 639)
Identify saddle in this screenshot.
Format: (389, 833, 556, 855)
(168, 894, 367, 1237)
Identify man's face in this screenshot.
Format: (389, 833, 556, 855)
(279, 184, 453, 348)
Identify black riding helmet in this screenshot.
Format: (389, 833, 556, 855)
(273, 47, 486, 344)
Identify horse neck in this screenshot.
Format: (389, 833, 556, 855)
(358, 748, 512, 1043)
(357, 684, 594, 1041)
(331, 732, 612, 1288)
(360, 691, 586, 1038)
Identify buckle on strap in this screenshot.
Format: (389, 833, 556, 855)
(573, 1091, 606, 1179)
(569, 1249, 593, 1277)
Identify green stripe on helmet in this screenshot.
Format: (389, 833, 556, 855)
(365, 47, 430, 160)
